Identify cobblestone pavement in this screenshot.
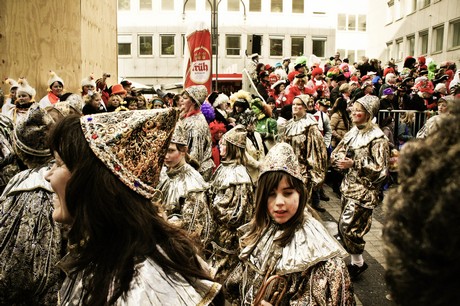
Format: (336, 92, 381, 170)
(318, 185, 396, 306)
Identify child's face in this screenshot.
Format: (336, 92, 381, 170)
(267, 176, 299, 224)
(128, 102, 138, 110)
(219, 139, 227, 157)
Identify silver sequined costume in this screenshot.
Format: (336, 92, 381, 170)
(157, 164, 215, 251)
(182, 113, 215, 181)
(331, 125, 389, 254)
(226, 213, 354, 305)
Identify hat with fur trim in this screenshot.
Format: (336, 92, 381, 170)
(213, 93, 229, 108)
(81, 74, 97, 87)
(13, 103, 53, 157)
(222, 124, 247, 148)
(47, 71, 64, 87)
(3, 78, 19, 90)
(312, 67, 324, 78)
(271, 79, 285, 90)
(80, 108, 180, 199)
(185, 85, 208, 106)
(356, 95, 380, 117)
(259, 142, 303, 182)
(16, 78, 36, 98)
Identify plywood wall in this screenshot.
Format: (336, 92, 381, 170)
(0, 0, 117, 100)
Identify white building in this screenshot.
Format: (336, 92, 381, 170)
(367, 0, 460, 67)
(117, 0, 369, 92)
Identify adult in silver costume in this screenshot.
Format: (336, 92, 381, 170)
(331, 94, 389, 279)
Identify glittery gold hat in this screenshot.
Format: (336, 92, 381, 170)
(222, 124, 247, 148)
(80, 108, 180, 199)
(356, 95, 380, 117)
(171, 119, 188, 146)
(259, 142, 303, 182)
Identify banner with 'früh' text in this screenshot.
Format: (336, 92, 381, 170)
(184, 29, 212, 94)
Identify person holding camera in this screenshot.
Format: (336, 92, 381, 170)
(331, 95, 389, 280)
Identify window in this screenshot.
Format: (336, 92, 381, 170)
(358, 15, 366, 31)
(182, 34, 186, 55)
(228, 0, 239, 11)
(249, 0, 261, 12)
(396, 39, 403, 60)
(226, 35, 240, 56)
(118, 0, 130, 10)
(394, 0, 402, 19)
(338, 14, 346, 30)
(407, 35, 415, 56)
(432, 25, 444, 52)
(291, 37, 304, 57)
(185, 0, 196, 11)
(292, 0, 304, 13)
(270, 37, 283, 56)
(418, 0, 430, 8)
(348, 15, 356, 31)
(161, 35, 175, 56)
(386, 42, 393, 61)
(337, 49, 346, 60)
(312, 38, 326, 57)
(408, 0, 417, 12)
(347, 50, 355, 64)
(139, 0, 151, 10)
(419, 30, 428, 54)
(162, 0, 174, 10)
(450, 19, 460, 48)
(357, 50, 366, 61)
(271, 0, 283, 13)
(386, 1, 394, 24)
(139, 35, 153, 56)
(118, 35, 132, 56)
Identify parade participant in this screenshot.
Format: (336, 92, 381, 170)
(225, 142, 354, 305)
(250, 97, 277, 152)
(80, 74, 96, 97)
(284, 73, 316, 105)
(247, 53, 260, 84)
(157, 120, 215, 252)
(416, 96, 452, 138)
(242, 112, 265, 185)
(209, 120, 227, 170)
(307, 67, 330, 99)
(208, 125, 254, 283)
(0, 103, 79, 305)
(383, 102, 460, 306)
(0, 114, 21, 194)
(39, 71, 65, 108)
(1, 78, 19, 115)
(279, 94, 328, 212)
(7, 78, 36, 124)
(228, 90, 252, 126)
(331, 95, 389, 279)
(46, 109, 223, 305)
(180, 85, 215, 181)
(270, 79, 287, 108)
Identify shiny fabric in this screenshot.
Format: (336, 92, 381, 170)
(416, 114, 443, 139)
(227, 214, 354, 305)
(182, 113, 215, 180)
(157, 164, 215, 249)
(338, 199, 373, 254)
(280, 114, 328, 191)
(245, 132, 265, 185)
(0, 114, 21, 193)
(255, 116, 278, 151)
(58, 256, 221, 305)
(0, 163, 64, 305)
(331, 125, 389, 209)
(208, 161, 254, 282)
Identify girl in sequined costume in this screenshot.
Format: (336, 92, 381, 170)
(331, 95, 389, 279)
(208, 125, 254, 283)
(225, 143, 354, 305)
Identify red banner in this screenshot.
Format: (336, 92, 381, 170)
(184, 29, 212, 93)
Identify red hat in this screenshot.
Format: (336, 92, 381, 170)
(383, 67, 395, 77)
(360, 75, 371, 83)
(111, 84, 127, 95)
(413, 78, 434, 94)
(265, 64, 272, 70)
(311, 67, 324, 78)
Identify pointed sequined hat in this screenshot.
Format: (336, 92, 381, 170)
(222, 124, 247, 148)
(356, 95, 380, 118)
(171, 119, 188, 146)
(80, 108, 180, 199)
(259, 142, 303, 182)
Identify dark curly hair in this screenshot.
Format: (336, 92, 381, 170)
(383, 101, 460, 306)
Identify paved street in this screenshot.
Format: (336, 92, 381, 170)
(318, 185, 395, 306)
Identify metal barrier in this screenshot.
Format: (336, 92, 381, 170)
(377, 110, 429, 143)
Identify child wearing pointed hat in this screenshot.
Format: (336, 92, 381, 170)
(81, 74, 97, 97)
(157, 120, 215, 253)
(39, 71, 65, 108)
(208, 125, 254, 284)
(45, 108, 223, 304)
(331, 95, 389, 280)
(7, 78, 37, 124)
(224, 142, 354, 305)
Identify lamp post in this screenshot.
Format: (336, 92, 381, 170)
(209, 0, 220, 92)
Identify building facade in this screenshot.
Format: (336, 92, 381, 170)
(117, 0, 370, 91)
(367, 0, 460, 66)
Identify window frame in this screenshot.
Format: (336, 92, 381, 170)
(249, 0, 262, 12)
(312, 37, 326, 58)
(139, 0, 152, 10)
(160, 34, 175, 56)
(118, 35, 132, 57)
(118, 0, 130, 10)
(419, 30, 429, 55)
(432, 25, 444, 53)
(226, 34, 241, 57)
(449, 19, 460, 49)
(138, 34, 154, 57)
(269, 37, 284, 57)
(271, 0, 283, 13)
(291, 36, 304, 57)
(292, 0, 304, 14)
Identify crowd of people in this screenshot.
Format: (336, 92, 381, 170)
(0, 52, 458, 305)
